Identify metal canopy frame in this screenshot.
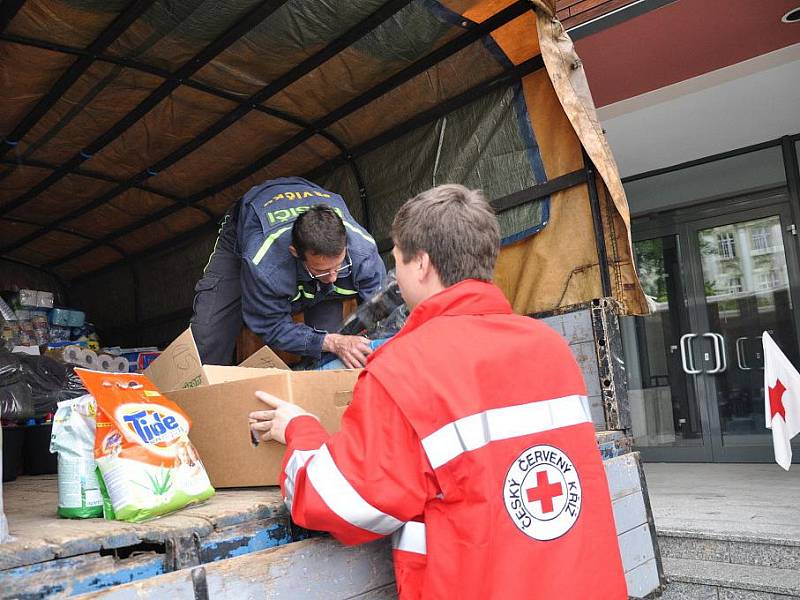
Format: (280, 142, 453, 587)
(0, 32, 369, 223)
(583, 148, 613, 298)
(0, 0, 25, 35)
(1, 0, 292, 217)
(0, 0, 157, 160)
(55, 51, 546, 273)
(375, 167, 589, 254)
(21, 0, 415, 236)
(3, 215, 128, 258)
(0, 0, 558, 282)
(0, 0, 420, 255)
(0, 157, 213, 218)
(73, 168, 591, 284)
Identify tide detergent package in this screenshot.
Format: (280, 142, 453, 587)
(76, 369, 214, 522)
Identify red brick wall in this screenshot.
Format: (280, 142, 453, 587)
(556, 0, 639, 29)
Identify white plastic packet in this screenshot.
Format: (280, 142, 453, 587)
(50, 395, 103, 519)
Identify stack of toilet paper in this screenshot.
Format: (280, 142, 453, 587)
(63, 346, 129, 373)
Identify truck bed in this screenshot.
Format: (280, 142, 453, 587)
(1, 450, 661, 598)
(1, 476, 307, 597)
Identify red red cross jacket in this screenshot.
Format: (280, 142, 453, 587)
(280, 280, 627, 599)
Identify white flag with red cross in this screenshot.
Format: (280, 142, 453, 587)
(763, 331, 800, 470)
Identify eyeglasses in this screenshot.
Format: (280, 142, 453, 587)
(302, 252, 352, 280)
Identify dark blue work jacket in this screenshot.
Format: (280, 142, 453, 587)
(238, 177, 386, 358)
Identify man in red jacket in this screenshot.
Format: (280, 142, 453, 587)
(249, 184, 627, 599)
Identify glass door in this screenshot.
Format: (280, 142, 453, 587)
(689, 207, 800, 461)
(624, 196, 800, 462)
(622, 231, 713, 462)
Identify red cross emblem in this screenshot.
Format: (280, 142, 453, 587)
(526, 469, 564, 514)
(769, 378, 787, 422)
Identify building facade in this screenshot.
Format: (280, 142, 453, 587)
(562, 0, 800, 462)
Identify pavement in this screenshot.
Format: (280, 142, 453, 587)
(643, 462, 800, 542)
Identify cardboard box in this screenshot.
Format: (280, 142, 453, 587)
(166, 369, 359, 488)
(145, 329, 358, 488)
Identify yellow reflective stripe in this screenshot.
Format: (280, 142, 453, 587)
(252, 226, 292, 265)
(292, 285, 316, 302)
(333, 285, 358, 296)
(343, 221, 375, 245)
(294, 285, 353, 301)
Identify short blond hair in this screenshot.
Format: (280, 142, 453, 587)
(391, 184, 500, 286)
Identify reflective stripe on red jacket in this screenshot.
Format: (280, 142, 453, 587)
(280, 280, 627, 599)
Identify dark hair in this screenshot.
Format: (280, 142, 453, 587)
(291, 204, 347, 259)
(391, 184, 500, 286)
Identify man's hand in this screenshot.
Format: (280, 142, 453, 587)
(249, 391, 316, 445)
(322, 333, 372, 369)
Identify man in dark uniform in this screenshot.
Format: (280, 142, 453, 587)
(190, 177, 386, 368)
(190, 202, 243, 366)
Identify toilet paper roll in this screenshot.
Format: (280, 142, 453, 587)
(114, 356, 130, 373)
(63, 345, 82, 364)
(81, 348, 98, 369)
(98, 354, 115, 371)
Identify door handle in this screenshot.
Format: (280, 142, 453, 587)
(704, 333, 722, 374)
(713, 333, 727, 373)
(680, 333, 701, 375)
(756, 335, 765, 370)
(736, 336, 751, 370)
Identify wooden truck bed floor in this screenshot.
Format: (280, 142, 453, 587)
(1, 476, 297, 597)
(0, 450, 660, 599)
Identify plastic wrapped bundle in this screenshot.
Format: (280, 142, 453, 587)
(338, 271, 408, 339)
(0, 297, 16, 322)
(50, 395, 103, 519)
(370, 304, 409, 340)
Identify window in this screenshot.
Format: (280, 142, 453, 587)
(718, 232, 736, 258)
(751, 226, 772, 251)
(758, 270, 780, 290)
(727, 277, 743, 294)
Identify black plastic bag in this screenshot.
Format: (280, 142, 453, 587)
(0, 351, 33, 422)
(21, 354, 86, 417)
(0, 350, 86, 422)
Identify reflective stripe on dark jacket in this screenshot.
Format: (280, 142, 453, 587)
(237, 177, 386, 358)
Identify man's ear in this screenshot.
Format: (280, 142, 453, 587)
(288, 245, 299, 258)
(418, 251, 432, 280)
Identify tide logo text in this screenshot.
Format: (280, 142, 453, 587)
(123, 410, 180, 445)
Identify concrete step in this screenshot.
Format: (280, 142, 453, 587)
(662, 556, 800, 599)
(659, 528, 800, 572)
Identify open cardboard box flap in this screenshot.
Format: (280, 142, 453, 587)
(144, 328, 289, 393)
(146, 329, 359, 487)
